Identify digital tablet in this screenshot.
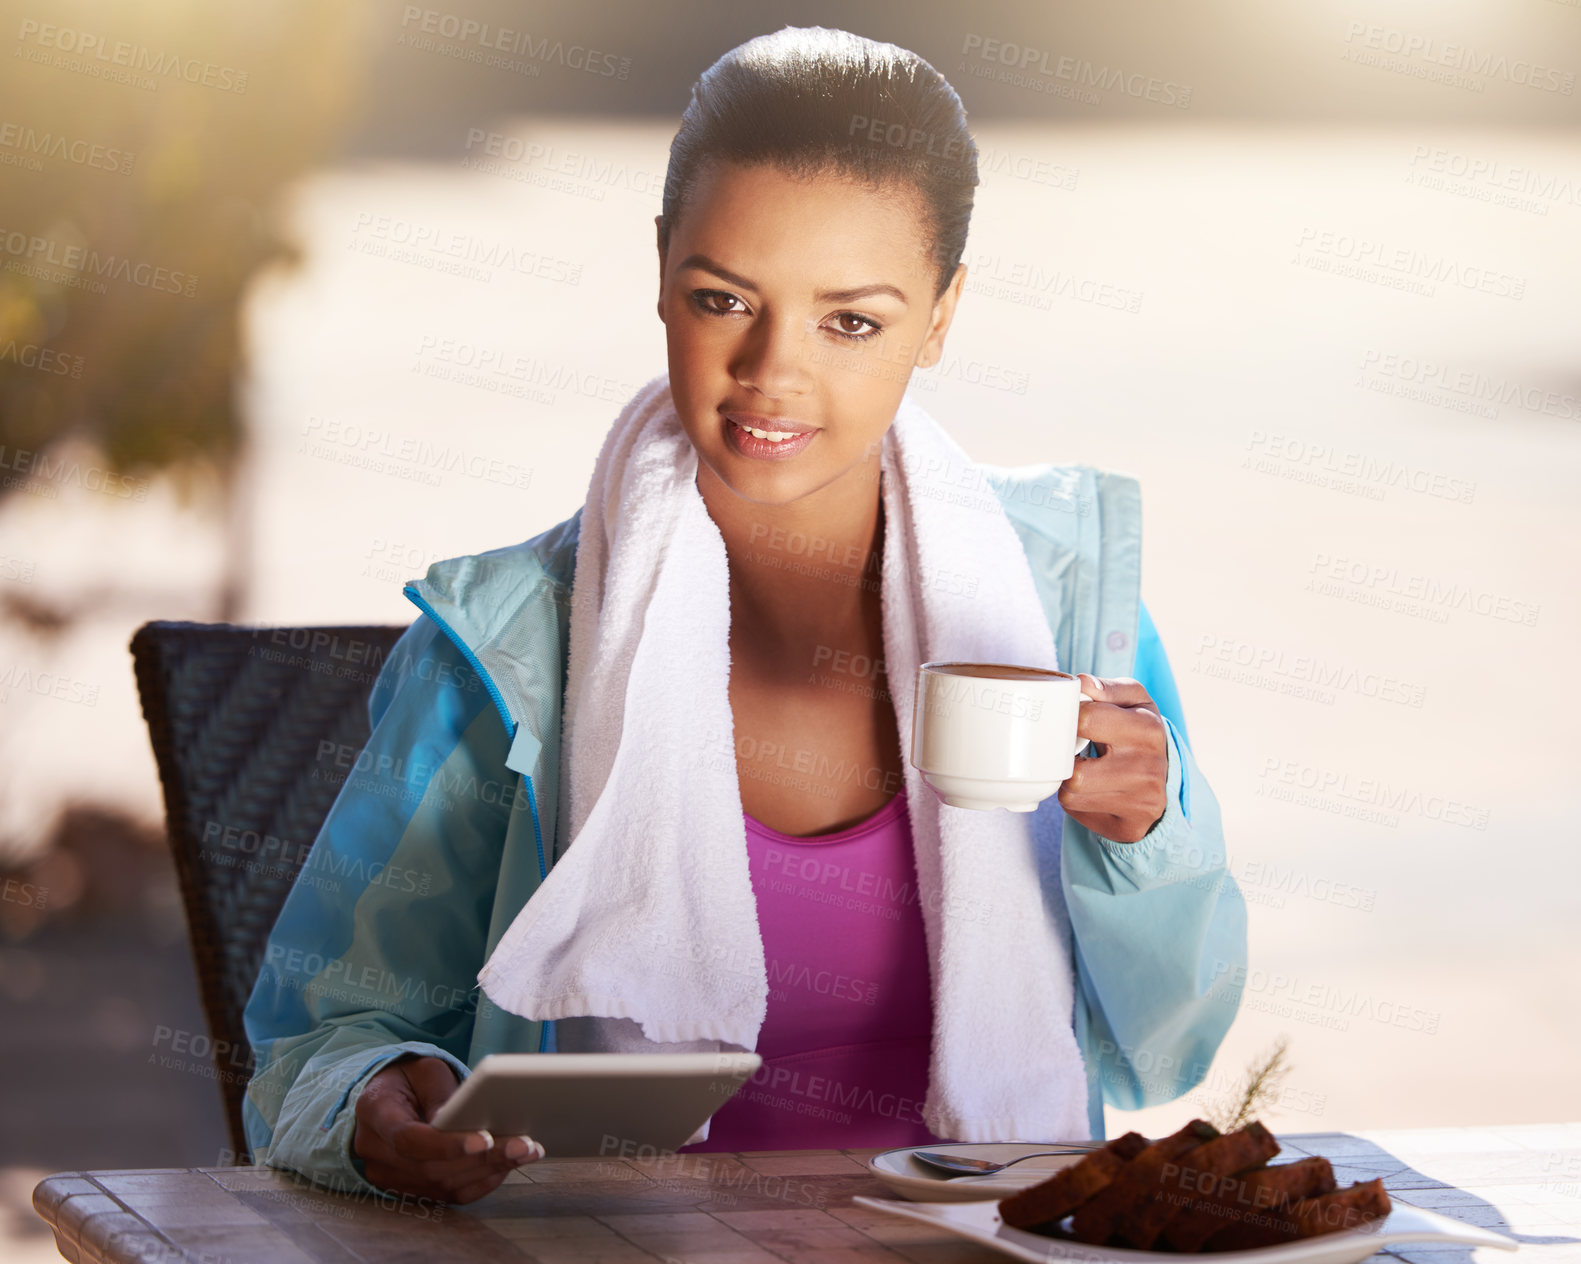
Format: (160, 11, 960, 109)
(427, 1051, 763, 1157)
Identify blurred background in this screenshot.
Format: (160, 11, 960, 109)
(1, 0, 1577, 1255)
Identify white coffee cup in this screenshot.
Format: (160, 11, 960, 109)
(909, 661, 1096, 811)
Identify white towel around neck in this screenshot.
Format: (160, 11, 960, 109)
(476, 372, 1090, 1142)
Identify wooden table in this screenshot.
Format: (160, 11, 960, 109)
(32, 1124, 1581, 1263)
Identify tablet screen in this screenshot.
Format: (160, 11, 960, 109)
(427, 1051, 763, 1156)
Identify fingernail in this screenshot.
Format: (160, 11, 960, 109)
(513, 1138, 545, 1165)
(464, 1129, 492, 1154)
(1089, 677, 1103, 692)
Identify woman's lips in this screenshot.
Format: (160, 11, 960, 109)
(723, 415, 819, 461)
(723, 412, 819, 436)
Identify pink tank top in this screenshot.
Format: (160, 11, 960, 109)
(677, 790, 939, 1152)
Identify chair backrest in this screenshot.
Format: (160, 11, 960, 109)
(129, 619, 407, 1160)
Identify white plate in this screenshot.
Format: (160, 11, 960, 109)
(850, 1195, 1519, 1264)
(867, 1142, 1097, 1202)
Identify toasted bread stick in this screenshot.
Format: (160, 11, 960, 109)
(1203, 1177, 1391, 1251)
(1118, 1121, 1282, 1248)
(1068, 1120, 1220, 1245)
(998, 1132, 1151, 1231)
(1161, 1155, 1336, 1251)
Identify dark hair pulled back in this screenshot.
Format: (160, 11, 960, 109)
(659, 25, 979, 302)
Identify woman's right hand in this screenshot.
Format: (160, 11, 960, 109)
(352, 1054, 545, 1204)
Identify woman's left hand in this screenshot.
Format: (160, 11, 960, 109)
(1056, 675, 1171, 844)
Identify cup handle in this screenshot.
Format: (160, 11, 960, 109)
(1074, 691, 1096, 757)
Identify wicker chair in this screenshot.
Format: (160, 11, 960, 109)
(129, 619, 407, 1160)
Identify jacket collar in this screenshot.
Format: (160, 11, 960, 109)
(402, 508, 580, 780)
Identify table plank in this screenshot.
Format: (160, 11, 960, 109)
(30, 1128, 1581, 1263)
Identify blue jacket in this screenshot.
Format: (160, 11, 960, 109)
(241, 461, 1247, 1196)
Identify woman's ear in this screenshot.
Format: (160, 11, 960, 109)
(654, 214, 667, 324)
(917, 263, 967, 368)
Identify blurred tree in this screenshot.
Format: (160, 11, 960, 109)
(0, 0, 373, 616)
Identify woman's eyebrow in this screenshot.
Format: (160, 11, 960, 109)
(677, 253, 909, 307)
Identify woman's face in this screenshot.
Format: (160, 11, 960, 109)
(656, 159, 965, 508)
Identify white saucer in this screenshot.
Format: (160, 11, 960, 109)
(850, 1194, 1519, 1263)
(866, 1141, 1093, 1202)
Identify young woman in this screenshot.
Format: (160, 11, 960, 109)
(243, 26, 1246, 1206)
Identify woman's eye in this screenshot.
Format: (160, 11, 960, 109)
(828, 312, 882, 343)
(691, 289, 744, 316)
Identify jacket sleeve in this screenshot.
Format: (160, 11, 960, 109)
(1062, 599, 1248, 1133)
(241, 614, 516, 1197)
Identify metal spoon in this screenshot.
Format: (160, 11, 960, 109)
(912, 1144, 1103, 1177)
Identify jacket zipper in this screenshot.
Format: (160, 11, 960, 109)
(402, 585, 551, 1053)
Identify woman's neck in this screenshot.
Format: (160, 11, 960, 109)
(697, 461, 885, 657)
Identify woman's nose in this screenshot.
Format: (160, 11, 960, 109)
(730, 312, 814, 399)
